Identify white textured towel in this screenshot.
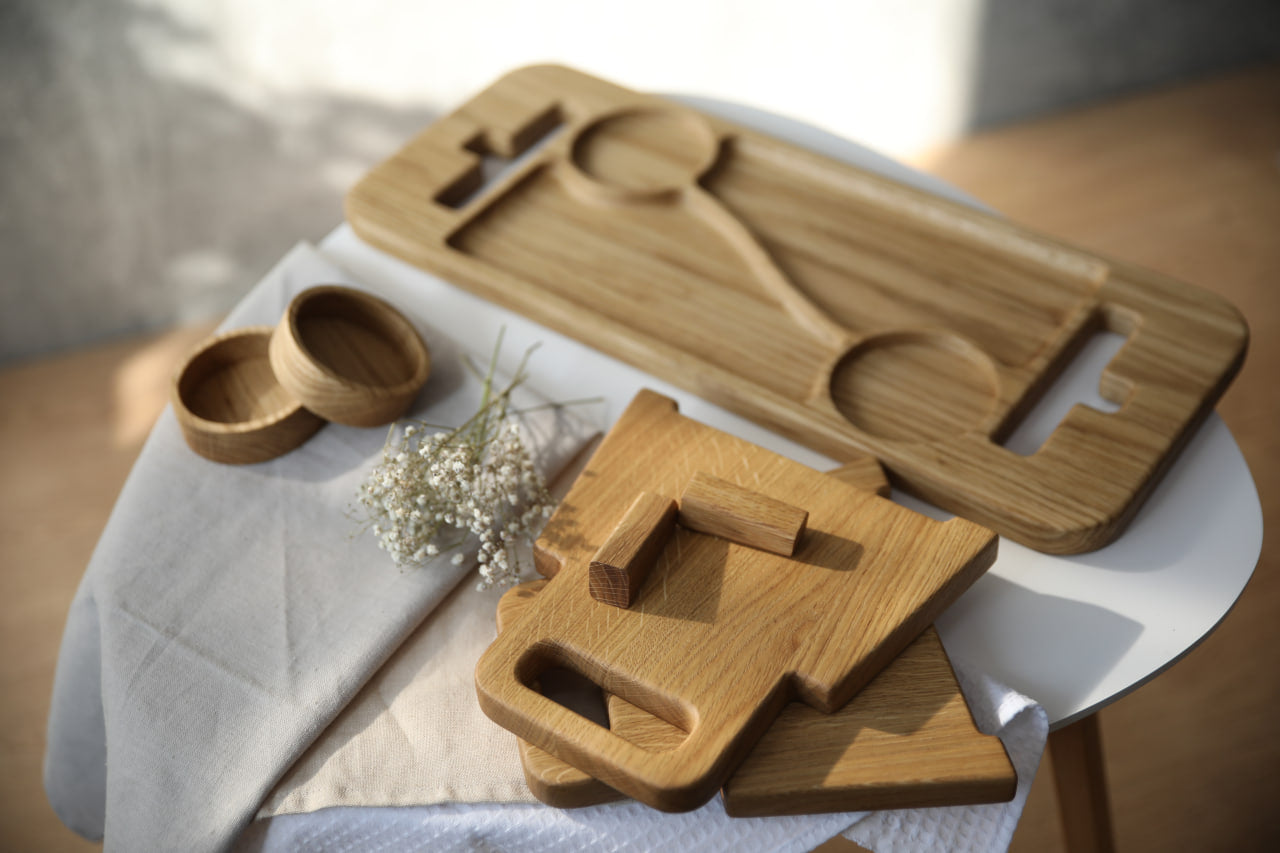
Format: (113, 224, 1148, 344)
(43, 242, 592, 852)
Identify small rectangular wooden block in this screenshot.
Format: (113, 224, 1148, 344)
(589, 492, 677, 607)
(678, 471, 808, 556)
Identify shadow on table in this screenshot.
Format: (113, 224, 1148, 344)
(1064, 420, 1258, 575)
(936, 573, 1143, 722)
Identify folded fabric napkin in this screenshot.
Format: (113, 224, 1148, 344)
(43, 242, 592, 852)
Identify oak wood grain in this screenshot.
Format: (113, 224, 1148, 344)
(475, 390, 997, 812)
(268, 285, 430, 427)
(171, 326, 324, 464)
(498, 578, 1016, 814)
(589, 491, 677, 608)
(678, 471, 808, 556)
(825, 458, 892, 498)
(347, 64, 1247, 554)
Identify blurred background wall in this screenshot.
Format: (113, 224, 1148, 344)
(3, 0, 1278, 364)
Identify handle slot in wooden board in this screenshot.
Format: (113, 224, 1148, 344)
(348, 64, 1248, 553)
(497, 580, 1016, 815)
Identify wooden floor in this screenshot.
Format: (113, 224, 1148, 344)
(923, 64, 1280, 853)
(3, 64, 1277, 852)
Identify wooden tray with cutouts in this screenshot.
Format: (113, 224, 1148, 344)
(347, 64, 1247, 553)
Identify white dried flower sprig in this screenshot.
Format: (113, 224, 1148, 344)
(356, 334, 556, 590)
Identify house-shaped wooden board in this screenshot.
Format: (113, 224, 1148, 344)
(474, 390, 998, 812)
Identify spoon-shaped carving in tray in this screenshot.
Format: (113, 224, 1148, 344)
(346, 64, 1247, 553)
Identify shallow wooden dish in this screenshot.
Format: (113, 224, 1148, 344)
(171, 326, 325, 464)
(269, 285, 430, 427)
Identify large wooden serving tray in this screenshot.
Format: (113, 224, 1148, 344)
(347, 64, 1248, 553)
(474, 391, 997, 812)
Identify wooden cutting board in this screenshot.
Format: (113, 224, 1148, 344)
(474, 390, 997, 812)
(497, 580, 1017, 815)
(346, 64, 1247, 554)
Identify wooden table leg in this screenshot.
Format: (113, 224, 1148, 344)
(1049, 714, 1117, 853)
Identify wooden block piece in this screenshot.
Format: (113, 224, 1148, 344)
(678, 471, 808, 556)
(589, 492, 677, 607)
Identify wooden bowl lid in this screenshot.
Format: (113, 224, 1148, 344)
(171, 326, 325, 464)
(268, 285, 431, 427)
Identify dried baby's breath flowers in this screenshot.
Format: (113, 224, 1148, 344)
(356, 334, 556, 590)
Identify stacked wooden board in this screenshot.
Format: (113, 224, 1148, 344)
(475, 391, 1012, 813)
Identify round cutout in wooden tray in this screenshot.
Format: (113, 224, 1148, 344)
(268, 285, 431, 427)
(569, 108, 720, 200)
(829, 330, 1000, 443)
(172, 326, 325, 464)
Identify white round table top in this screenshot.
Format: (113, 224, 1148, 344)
(321, 95, 1263, 729)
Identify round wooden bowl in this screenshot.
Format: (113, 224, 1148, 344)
(171, 326, 325, 464)
(268, 285, 430, 427)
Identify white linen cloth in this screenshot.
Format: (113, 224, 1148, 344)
(43, 242, 591, 852)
